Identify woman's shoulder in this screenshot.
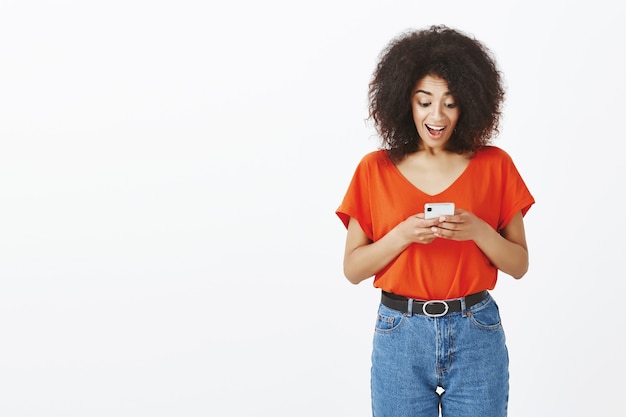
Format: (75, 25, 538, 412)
(358, 149, 391, 166)
(361, 148, 388, 160)
(474, 145, 514, 163)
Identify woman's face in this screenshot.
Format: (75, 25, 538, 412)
(411, 75, 459, 150)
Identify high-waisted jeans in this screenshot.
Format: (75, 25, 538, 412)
(371, 292, 509, 417)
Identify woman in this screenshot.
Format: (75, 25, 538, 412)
(336, 25, 534, 417)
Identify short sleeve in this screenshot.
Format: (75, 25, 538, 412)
(336, 154, 375, 240)
(498, 150, 535, 230)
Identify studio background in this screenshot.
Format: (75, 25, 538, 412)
(1, 1, 623, 416)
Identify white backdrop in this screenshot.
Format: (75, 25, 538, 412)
(1, 1, 624, 416)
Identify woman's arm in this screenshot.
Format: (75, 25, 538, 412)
(477, 211, 529, 279)
(435, 210, 529, 279)
(343, 215, 440, 284)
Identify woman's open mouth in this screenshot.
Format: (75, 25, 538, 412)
(426, 124, 445, 138)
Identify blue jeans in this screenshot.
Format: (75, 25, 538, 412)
(371, 293, 509, 417)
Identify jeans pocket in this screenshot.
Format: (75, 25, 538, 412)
(374, 304, 405, 334)
(469, 298, 502, 331)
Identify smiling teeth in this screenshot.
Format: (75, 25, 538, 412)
(426, 125, 444, 131)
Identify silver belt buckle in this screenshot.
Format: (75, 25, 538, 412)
(422, 300, 449, 317)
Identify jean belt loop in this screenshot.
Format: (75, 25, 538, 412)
(406, 298, 414, 317)
(460, 296, 467, 317)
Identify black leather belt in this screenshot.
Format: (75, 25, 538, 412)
(381, 290, 489, 317)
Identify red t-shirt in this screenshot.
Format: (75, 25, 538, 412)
(336, 146, 535, 300)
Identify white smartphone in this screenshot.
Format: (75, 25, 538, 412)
(424, 202, 455, 219)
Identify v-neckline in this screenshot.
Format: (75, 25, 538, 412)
(390, 153, 476, 197)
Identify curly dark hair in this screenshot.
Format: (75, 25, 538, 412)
(368, 25, 505, 162)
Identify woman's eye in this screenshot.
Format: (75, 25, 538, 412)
(419, 102, 430, 107)
(445, 102, 457, 108)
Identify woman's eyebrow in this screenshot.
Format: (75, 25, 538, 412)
(415, 89, 453, 96)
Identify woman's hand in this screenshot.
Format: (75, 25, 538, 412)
(396, 213, 442, 245)
(430, 208, 490, 242)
